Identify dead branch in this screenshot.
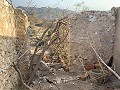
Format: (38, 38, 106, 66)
(6, 0, 12, 5)
(29, 20, 55, 72)
(28, 17, 68, 85)
(96, 56, 105, 74)
(66, 42, 120, 79)
(27, 5, 37, 14)
(89, 41, 120, 80)
(28, 39, 55, 85)
(12, 63, 34, 90)
(17, 49, 30, 65)
(25, 0, 37, 14)
(85, 30, 120, 80)
(30, 17, 66, 63)
(63, 41, 120, 80)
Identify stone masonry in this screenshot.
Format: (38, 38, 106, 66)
(69, 10, 116, 72)
(0, 0, 29, 90)
(0, 0, 120, 89)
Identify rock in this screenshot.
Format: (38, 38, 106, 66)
(110, 16, 116, 20)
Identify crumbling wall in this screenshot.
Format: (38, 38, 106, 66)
(0, 0, 29, 90)
(15, 9, 30, 81)
(113, 7, 120, 75)
(69, 10, 116, 72)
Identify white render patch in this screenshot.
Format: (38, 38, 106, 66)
(89, 15, 97, 22)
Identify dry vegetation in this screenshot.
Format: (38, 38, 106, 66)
(8, 1, 120, 90)
(12, 14, 120, 90)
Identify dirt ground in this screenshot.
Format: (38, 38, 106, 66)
(29, 62, 120, 90)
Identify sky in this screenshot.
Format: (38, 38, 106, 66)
(12, 0, 120, 11)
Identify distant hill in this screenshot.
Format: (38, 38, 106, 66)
(17, 6, 74, 19)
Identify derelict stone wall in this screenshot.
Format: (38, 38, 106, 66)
(15, 8, 30, 83)
(0, 0, 29, 90)
(69, 10, 116, 72)
(113, 7, 120, 75)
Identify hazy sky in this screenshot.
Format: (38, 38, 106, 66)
(12, 0, 120, 11)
